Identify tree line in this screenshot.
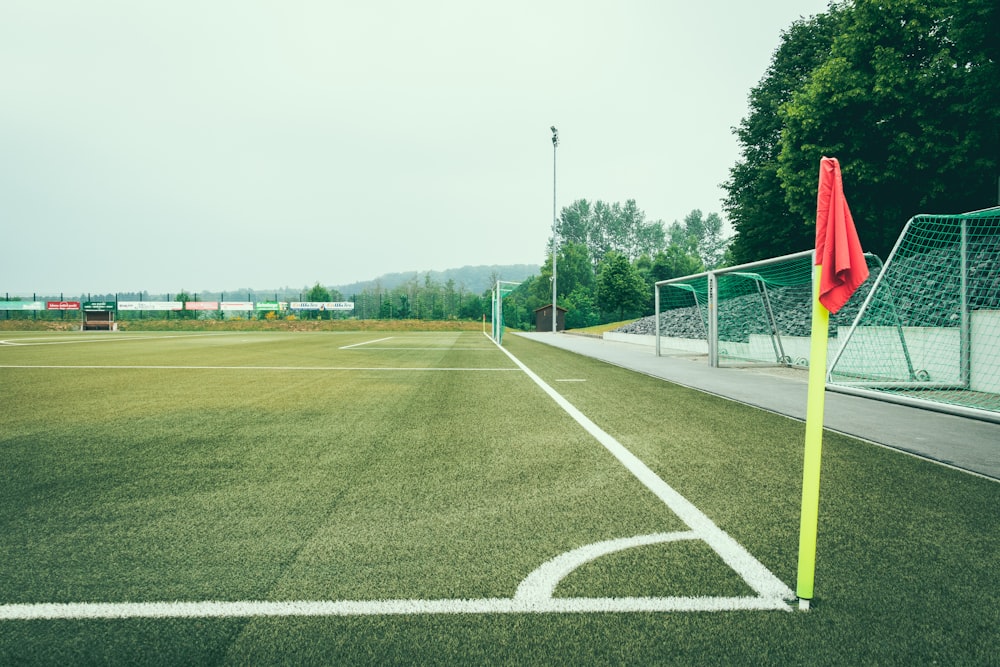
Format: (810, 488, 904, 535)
(0, 203, 731, 328)
(723, 0, 998, 263)
(0, 284, 490, 323)
(501, 203, 724, 329)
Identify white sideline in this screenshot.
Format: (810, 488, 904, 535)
(0, 333, 233, 346)
(339, 336, 394, 349)
(0, 595, 790, 620)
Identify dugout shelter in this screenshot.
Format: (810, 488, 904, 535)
(82, 301, 117, 331)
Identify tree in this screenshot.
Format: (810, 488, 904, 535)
(617, 199, 666, 261)
(699, 212, 727, 269)
(419, 274, 443, 320)
(531, 241, 595, 308)
(723, 9, 844, 263)
(596, 251, 648, 321)
(557, 199, 593, 250)
(777, 0, 1000, 259)
(554, 242, 595, 299)
(175, 290, 196, 319)
(651, 246, 704, 283)
(459, 293, 485, 320)
(675, 210, 728, 269)
(563, 286, 601, 329)
(443, 279, 458, 319)
(634, 254, 656, 313)
(306, 282, 331, 302)
(305, 282, 331, 319)
(556, 198, 666, 265)
(725, 0, 1000, 263)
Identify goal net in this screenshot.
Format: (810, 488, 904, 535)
(828, 208, 1000, 418)
(491, 281, 520, 344)
(656, 251, 881, 367)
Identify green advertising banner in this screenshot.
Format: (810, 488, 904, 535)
(83, 302, 116, 311)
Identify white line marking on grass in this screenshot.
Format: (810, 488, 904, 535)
(490, 334, 795, 603)
(515, 532, 697, 601)
(0, 595, 790, 621)
(0, 333, 232, 346)
(347, 347, 497, 351)
(339, 337, 394, 349)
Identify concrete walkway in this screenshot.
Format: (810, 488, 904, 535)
(515, 331, 999, 481)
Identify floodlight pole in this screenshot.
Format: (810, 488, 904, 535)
(551, 126, 559, 333)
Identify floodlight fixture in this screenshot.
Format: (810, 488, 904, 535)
(550, 126, 559, 332)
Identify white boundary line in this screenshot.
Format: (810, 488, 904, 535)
(339, 336, 395, 349)
(0, 333, 234, 346)
(0, 595, 789, 621)
(340, 336, 494, 351)
(346, 347, 497, 351)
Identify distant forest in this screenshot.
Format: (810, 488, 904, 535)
(333, 264, 539, 297)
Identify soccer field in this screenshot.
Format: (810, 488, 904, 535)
(0, 330, 996, 664)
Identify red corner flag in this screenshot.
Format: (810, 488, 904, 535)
(815, 157, 869, 313)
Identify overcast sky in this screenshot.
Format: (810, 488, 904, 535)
(2, 1, 831, 296)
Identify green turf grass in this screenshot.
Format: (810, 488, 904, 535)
(0, 330, 996, 665)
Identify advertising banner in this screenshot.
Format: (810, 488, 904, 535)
(46, 301, 81, 310)
(254, 302, 287, 311)
(0, 301, 45, 311)
(290, 301, 355, 311)
(220, 301, 254, 311)
(184, 301, 219, 311)
(117, 301, 183, 311)
(83, 301, 116, 311)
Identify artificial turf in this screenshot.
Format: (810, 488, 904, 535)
(0, 330, 996, 665)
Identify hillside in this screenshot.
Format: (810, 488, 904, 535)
(333, 264, 539, 296)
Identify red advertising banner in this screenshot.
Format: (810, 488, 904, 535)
(46, 301, 81, 310)
(185, 302, 219, 310)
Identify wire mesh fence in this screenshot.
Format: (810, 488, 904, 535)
(655, 251, 881, 367)
(651, 208, 1000, 420)
(829, 208, 1000, 417)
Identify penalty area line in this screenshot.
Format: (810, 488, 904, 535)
(339, 337, 394, 349)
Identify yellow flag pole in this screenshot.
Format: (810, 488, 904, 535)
(797, 263, 829, 611)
